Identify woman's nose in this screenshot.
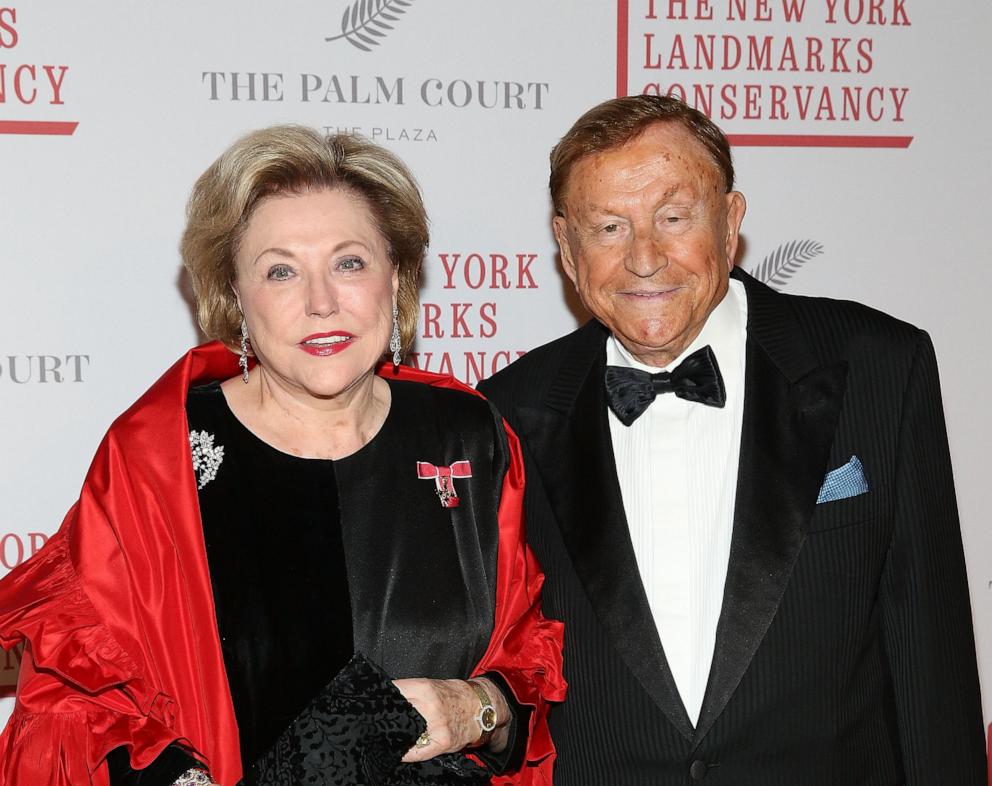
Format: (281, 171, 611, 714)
(306, 276, 339, 318)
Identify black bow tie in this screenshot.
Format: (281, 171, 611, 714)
(605, 345, 726, 426)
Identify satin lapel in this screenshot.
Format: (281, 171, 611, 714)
(515, 322, 694, 741)
(693, 271, 848, 746)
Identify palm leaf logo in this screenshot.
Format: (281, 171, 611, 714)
(326, 0, 414, 52)
(748, 239, 824, 290)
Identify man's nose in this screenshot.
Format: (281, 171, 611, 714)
(625, 229, 669, 278)
(306, 275, 339, 318)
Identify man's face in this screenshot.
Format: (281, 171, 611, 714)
(554, 122, 746, 368)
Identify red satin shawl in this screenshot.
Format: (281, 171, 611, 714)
(0, 342, 565, 786)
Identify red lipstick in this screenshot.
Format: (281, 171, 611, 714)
(298, 331, 355, 357)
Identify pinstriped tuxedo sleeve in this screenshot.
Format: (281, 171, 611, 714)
(880, 330, 986, 783)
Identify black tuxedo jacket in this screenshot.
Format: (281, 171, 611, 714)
(478, 269, 986, 785)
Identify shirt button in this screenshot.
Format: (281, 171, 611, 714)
(689, 759, 709, 780)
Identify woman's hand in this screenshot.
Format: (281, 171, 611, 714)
(393, 677, 510, 762)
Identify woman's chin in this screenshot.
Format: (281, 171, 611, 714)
(252, 349, 378, 400)
(291, 366, 380, 403)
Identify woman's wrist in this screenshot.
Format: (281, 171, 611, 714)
(465, 677, 511, 751)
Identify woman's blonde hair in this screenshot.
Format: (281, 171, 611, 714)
(181, 125, 428, 356)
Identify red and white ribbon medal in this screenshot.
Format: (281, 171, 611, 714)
(416, 460, 472, 508)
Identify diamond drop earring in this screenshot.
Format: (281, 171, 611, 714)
(239, 319, 250, 384)
(389, 304, 402, 367)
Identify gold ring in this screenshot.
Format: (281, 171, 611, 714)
(415, 731, 431, 748)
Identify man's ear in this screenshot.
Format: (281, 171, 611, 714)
(724, 191, 746, 269)
(553, 215, 579, 288)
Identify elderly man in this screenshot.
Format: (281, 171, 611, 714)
(478, 95, 986, 784)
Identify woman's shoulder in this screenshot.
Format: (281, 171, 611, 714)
(388, 376, 498, 427)
(185, 380, 226, 427)
(382, 368, 509, 454)
(91, 345, 235, 481)
(380, 376, 511, 482)
(111, 344, 238, 430)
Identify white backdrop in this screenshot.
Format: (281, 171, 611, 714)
(1, 0, 989, 736)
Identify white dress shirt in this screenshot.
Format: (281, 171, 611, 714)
(607, 278, 747, 726)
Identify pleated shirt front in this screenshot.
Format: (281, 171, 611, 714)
(607, 278, 747, 726)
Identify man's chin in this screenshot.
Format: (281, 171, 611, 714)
(612, 331, 692, 368)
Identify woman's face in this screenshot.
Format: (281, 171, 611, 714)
(233, 187, 398, 402)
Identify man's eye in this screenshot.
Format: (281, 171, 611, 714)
(267, 265, 293, 280)
(602, 224, 620, 234)
(338, 256, 365, 271)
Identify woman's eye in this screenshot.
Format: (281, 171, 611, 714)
(266, 264, 294, 281)
(338, 256, 365, 271)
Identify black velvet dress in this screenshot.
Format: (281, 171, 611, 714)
(107, 379, 522, 785)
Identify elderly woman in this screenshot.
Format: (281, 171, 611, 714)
(0, 127, 564, 786)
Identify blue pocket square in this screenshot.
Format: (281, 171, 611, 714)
(817, 455, 869, 503)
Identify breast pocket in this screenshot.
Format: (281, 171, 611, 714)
(807, 487, 878, 533)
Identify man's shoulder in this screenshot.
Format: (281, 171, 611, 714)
(777, 287, 926, 360)
(479, 321, 604, 407)
(737, 270, 924, 363)
(780, 286, 910, 327)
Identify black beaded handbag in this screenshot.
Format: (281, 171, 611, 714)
(241, 652, 490, 786)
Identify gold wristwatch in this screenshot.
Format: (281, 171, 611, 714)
(467, 679, 498, 747)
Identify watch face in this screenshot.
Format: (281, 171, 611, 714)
(480, 705, 498, 732)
